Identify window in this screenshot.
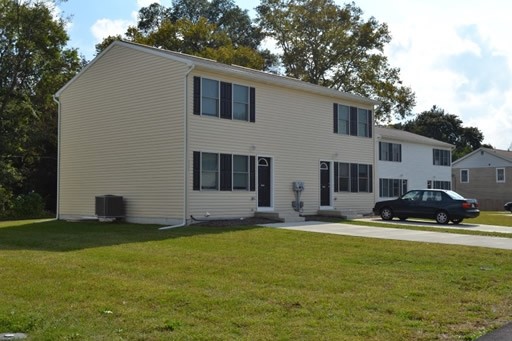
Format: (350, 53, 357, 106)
(333, 104, 372, 138)
(201, 78, 219, 117)
(460, 169, 469, 183)
(379, 142, 402, 162)
(201, 153, 218, 190)
(358, 109, 369, 137)
(334, 162, 372, 193)
(433, 181, 451, 190)
(497, 168, 505, 183)
(233, 155, 249, 190)
(194, 76, 255, 122)
(193, 152, 255, 191)
(379, 178, 408, 198)
(433, 149, 451, 166)
(337, 105, 350, 135)
(233, 85, 249, 121)
(337, 162, 350, 191)
(358, 164, 369, 192)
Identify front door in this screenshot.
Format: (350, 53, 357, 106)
(320, 161, 331, 207)
(258, 157, 272, 208)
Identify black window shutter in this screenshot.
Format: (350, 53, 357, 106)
(249, 87, 256, 122)
(368, 110, 373, 138)
(220, 82, 232, 119)
(378, 142, 382, 161)
(350, 106, 358, 136)
(220, 154, 232, 191)
(250, 156, 255, 191)
(350, 163, 358, 192)
(333, 103, 338, 133)
(369, 164, 373, 193)
(399, 144, 402, 162)
(333, 162, 339, 192)
(193, 77, 201, 115)
(193, 151, 200, 190)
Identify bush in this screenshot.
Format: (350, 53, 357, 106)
(0, 186, 13, 218)
(10, 192, 45, 218)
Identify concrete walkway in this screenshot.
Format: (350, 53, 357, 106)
(262, 220, 512, 250)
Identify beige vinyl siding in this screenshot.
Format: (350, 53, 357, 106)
(188, 70, 374, 218)
(59, 45, 188, 223)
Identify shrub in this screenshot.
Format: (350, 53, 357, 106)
(10, 192, 45, 218)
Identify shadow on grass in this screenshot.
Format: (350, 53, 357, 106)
(0, 219, 262, 252)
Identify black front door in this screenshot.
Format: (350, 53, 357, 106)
(258, 157, 271, 207)
(320, 161, 331, 206)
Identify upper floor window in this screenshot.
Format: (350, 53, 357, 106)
(193, 76, 255, 122)
(358, 109, 369, 137)
(201, 78, 219, 117)
(233, 85, 249, 121)
(333, 103, 372, 138)
(379, 142, 402, 162)
(460, 169, 469, 183)
(433, 149, 450, 166)
(337, 105, 350, 135)
(497, 168, 505, 183)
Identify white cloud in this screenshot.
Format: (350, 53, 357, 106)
(137, 0, 160, 7)
(90, 9, 140, 43)
(354, 0, 512, 149)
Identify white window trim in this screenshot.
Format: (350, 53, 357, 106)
(496, 168, 506, 183)
(460, 169, 469, 183)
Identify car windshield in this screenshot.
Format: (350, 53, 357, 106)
(444, 190, 465, 200)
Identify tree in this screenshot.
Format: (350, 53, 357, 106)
(394, 106, 484, 160)
(256, 0, 415, 122)
(0, 0, 83, 214)
(96, 0, 276, 71)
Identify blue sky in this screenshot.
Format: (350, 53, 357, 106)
(57, 0, 512, 150)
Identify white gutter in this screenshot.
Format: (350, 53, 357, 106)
(160, 63, 195, 230)
(52, 94, 61, 219)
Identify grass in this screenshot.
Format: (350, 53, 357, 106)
(1, 219, 512, 340)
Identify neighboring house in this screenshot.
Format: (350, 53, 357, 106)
(375, 127, 454, 200)
(452, 148, 512, 210)
(54, 41, 379, 225)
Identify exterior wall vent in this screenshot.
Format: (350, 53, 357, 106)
(95, 195, 125, 219)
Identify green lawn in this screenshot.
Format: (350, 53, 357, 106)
(1, 219, 512, 340)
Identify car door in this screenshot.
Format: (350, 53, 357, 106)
(395, 190, 423, 217)
(417, 190, 441, 218)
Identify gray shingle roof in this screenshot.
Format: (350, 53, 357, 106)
(375, 126, 454, 148)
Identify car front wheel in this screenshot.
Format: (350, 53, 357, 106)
(380, 207, 393, 221)
(436, 211, 449, 224)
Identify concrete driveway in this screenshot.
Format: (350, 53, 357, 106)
(262, 219, 512, 250)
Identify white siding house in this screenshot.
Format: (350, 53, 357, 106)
(55, 41, 379, 224)
(375, 127, 454, 199)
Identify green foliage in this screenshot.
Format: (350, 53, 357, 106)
(95, 0, 272, 71)
(10, 192, 45, 218)
(0, 0, 82, 212)
(394, 105, 484, 160)
(256, 0, 416, 122)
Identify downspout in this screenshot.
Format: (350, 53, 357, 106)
(52, 94, 61, 220)
(160, 63, 195, 230)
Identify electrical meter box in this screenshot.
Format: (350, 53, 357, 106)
(292, 181, 305, 191)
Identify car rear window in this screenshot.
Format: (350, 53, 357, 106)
(445, 190, 465, 200)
